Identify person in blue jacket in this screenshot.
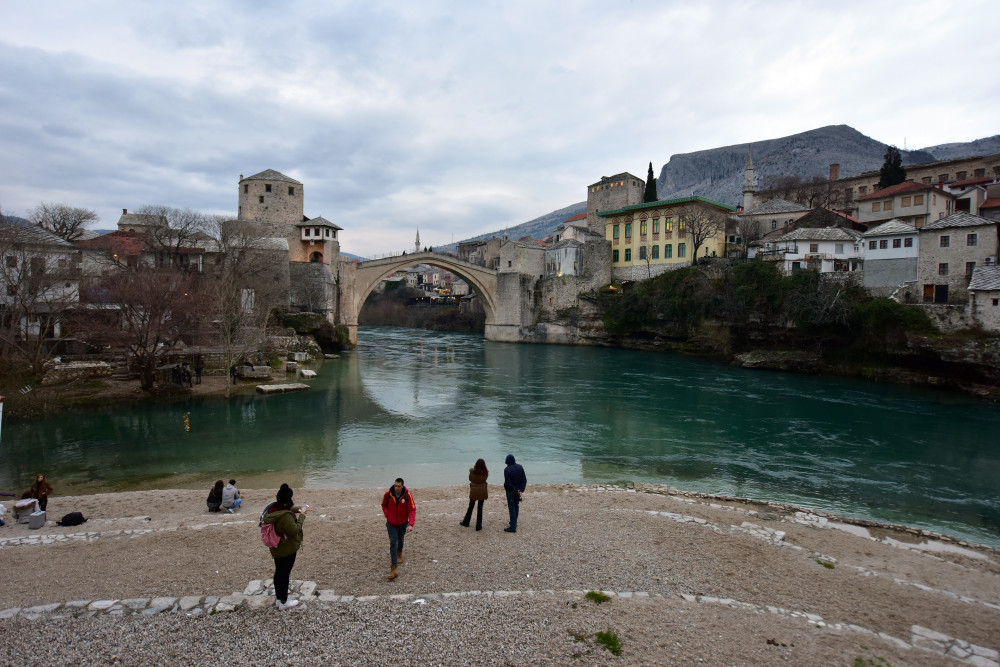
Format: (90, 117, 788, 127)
(503, 454, 526, 533)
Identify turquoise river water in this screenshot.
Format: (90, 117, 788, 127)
(1, 325, 999, 546)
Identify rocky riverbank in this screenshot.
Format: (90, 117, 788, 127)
(1, 484, 997, 665)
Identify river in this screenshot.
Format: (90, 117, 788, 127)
(2, 325, 998, 546)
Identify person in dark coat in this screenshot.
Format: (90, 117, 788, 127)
(503, 454, 526, 533)
(262, 483, 309, 610)
(30, 474, 53, 512)
(459, 458, 488, 531)
(206, 479, 224, 512)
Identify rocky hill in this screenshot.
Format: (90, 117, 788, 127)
(449, 125, 999, 249)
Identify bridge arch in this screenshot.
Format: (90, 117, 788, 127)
(346, 252, 499, 341)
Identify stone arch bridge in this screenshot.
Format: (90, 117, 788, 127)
(336, 252, 520, 345)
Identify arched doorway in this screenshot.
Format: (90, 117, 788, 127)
(309, 251, 323, 263)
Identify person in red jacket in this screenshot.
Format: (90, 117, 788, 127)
(381, 477, 415, 580)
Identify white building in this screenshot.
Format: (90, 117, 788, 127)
(861, 219, 918, 295)
(764, 227, 863, 275)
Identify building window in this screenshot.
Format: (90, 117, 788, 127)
(289, 187, 295, 195)
(303, 228, 310, 237)
(922, 177, 931, 184)
(640, 221, 647, 235)
(639, 246, 647, 260)
(809, 243, 819, 253)
(624, 223, 632, 238)
(612, 250, 619, 262)
(771, 220, 777, 230)
(868, 241, 877, 250)
(858, 186, 867, 195)
(939, 174, 949, 182)
(678, 243, 686, 258)
(879, 240, 888, 249)
(265, 184, 272, 192)
(872, 202, 881, 212)
(664, 218, 673, 232)
(651, 245, 659, 259)
(883, 199, 892, 210)
(679, 219, 686, 232)
(940, 236, 950, 248)
(914, 194, 924, 205)
(904, 238, 913, 247)
(938, 263, 948, 276)
(624, 248, 632, 262)
(664, 244, 672, 259)
(956, 171, 967, 180)
(993, 298, 999, 306)
(243, 184, 248, 193)
(975, 168, 985, 177)
(6, 285, 15, 296)
(967, 233, 978, 246)
(652, 220, 660, 234)
(892, 238, 901, 248)
(259, 196, 264, 203)
(901, 196, 911, 207)
(835, 243, 844, 254)
(5, 256, 15, 268)
(612, 225, 619, 239)
(791, 261, 801, 271)
(966, 261, 976, 277)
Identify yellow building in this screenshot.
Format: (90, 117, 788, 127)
(599, 196, 735, 280)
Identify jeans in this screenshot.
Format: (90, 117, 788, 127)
(273, 552, 297, 603)
(462, 499, 484, 529)
(387, 522, 406, 565)
(505, 489, 520, 529)
(224, 498, 242, 510)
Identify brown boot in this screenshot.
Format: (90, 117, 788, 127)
(388, 564, 398, 580)
(397, 550, 404, 564)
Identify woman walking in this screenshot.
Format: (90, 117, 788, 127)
(459, 458, 488, 531)
(30, 474, 53, 512)
(262, 483, 309, 610)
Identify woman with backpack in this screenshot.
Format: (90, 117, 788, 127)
(261, 484, 309, 610)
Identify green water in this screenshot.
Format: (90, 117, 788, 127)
(2, 325, 999, 546)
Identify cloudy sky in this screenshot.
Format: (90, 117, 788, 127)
(2, 1, 997, 257)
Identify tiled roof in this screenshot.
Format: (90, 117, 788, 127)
(296, 216, 342, 230)
(968, 265, 1000, 291)
(244, 169, 302, 185)
(922, 211, 996, 230)
(0, 220, 77, 247)
(774, 227, 862, 242)
(863, 219, 917, 237)
(598, 195, 735, 217)
(949, 176, 995, 189)
(76, 230, 148, 256)
(980, 198, 1000, 210)
(856, 181, 944, 201)
(564, 212, 587, 223)
(743, 198, 809, 215)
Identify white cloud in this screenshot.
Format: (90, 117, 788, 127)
(1, 0, 998, 256)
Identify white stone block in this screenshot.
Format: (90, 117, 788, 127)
(88, 600, 118, 610)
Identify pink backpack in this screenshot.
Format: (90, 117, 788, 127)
(260, 522, 282, 548)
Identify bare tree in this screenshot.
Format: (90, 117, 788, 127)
(29, 203, 98, 242)
(0, 220, 82, 375)
(204, 218, 288, 395)
(733, 214, 763, 259)
(131, 205, 211, 270)
(79, 267, 209, 391)
(678, 204, 726, 265)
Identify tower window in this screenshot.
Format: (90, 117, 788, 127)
(259, 196, 264, 203)
(265, 184, 272, 192)
(244, 185, 248, 193)
(289, 187, 295, 195)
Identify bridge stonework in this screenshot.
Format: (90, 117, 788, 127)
(337, 252, 516, 344)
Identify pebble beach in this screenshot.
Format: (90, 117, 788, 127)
(2, 484, 998, 666)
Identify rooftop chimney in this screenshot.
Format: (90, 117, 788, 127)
(122, 208, 127, 215)
(829, 164, 840, 181)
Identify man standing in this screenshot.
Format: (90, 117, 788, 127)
(503, 454, 526, 533)
(381, 477, 415, 580)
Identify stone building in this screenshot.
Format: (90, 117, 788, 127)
(917, 211, 999, 304)
(586, 173, 645, 235)
(968, 265, 1000, 331)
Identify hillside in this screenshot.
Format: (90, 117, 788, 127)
(447, 125, 999, 249)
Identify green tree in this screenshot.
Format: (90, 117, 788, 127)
(643, 162, 658, 203)
(877, 146, 906, 189)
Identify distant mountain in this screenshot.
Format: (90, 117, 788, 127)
(446, 125, 999, 249)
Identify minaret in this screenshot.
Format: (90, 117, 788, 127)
(742, 147, 756, 211)
(415, 229, 421, 253)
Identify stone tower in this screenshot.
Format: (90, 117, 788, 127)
(742, 148, 756, 212)
(585, 172, 645, 235)
(238, 169, 304, 226)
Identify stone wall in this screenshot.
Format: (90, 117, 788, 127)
(970, 290, 1000, 331)
(863, 258, 918, 291)
(289, 261, 337, 316)
(41, 362, 111, 386)
(916, 303, 976, 332)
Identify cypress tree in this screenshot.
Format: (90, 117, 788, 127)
(877, 146, 906, 189)
(643, 162, 658, 203)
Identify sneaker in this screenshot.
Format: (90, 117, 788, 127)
(275, 599, 299, 610)
(226, 508, 234, 514)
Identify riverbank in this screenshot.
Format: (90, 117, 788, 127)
(2, 484, 998, 665)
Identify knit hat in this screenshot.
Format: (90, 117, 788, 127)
(276, 484, 293, 504)
(505, 454, 515, 465)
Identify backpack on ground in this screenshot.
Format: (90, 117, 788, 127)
(57, 512, 87, 527)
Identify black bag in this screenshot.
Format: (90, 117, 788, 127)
(57, 511, 87, 527)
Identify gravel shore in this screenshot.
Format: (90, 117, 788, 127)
(1, 484, 998, 666)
